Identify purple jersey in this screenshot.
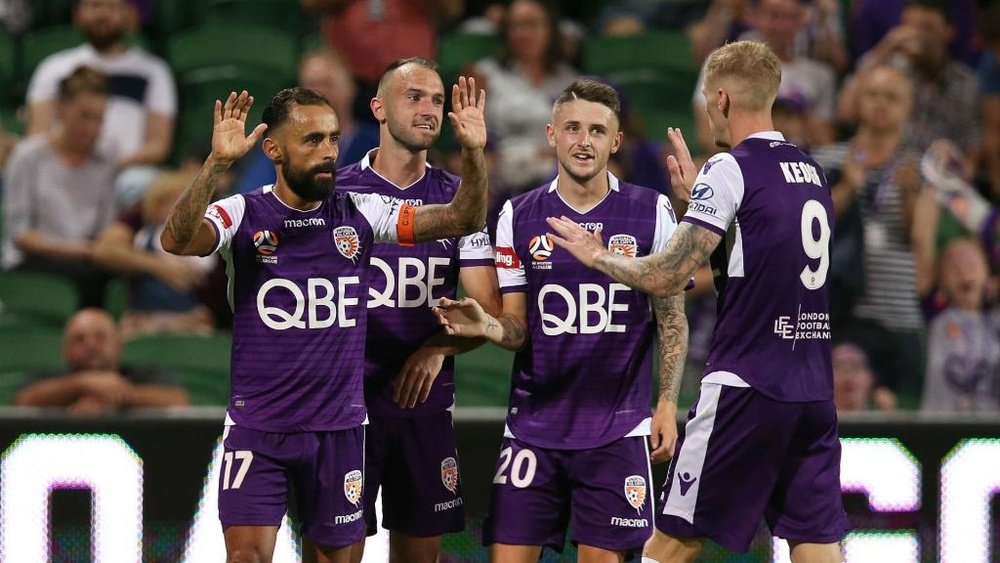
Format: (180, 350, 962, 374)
(683, 132, 833, 402)
(204, 185, 405, 432)
(495, 174, 677, 449)
(336, 151, 493, 417)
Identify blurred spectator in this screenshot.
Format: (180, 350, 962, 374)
(832, 342, 876, 412)
(300, 0, 464, 91)
(25, 0, 177, 207)
(771, 92, 810, 151)
(605, 82, 670, 197)
(473, 0, 577, 194)
(978, 0, 1000, 197)
(14, 308, 189, 415)
(688, 0, 846, 72)
(92, 171, 216, 339)
(232, 48, 379, 194)
(814, 63, 939, 400)
(849, 0, 978, 68)
(921, 238, 1000, 413)
(3, 66, 116, 308)
(693, 0, 837, 152)
(839, 0, 981, 163)
(0, 0, 30, 34)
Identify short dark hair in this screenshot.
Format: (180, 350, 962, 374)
(261, 87, 332, 131)
(376, 57, 439, 96)
(904, 0, 951, 22)
(58, 65, 107, 101)
(552, 79, 621, 120)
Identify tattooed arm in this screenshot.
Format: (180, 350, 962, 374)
(411, 77, 489, 242)
(433, 292, 528, 351)
(649, 293, 688, 463)
(547, 219, 723, 297)
(161, 91, 266, 256)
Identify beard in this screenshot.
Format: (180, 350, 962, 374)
(83, 26, 127, 51)
(282, 159, 337, 202)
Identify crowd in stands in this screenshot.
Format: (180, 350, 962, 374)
(0, 0, 998, 415)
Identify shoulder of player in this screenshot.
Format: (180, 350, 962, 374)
(615, 180, 664, 205)
(334, 161, 364, 186)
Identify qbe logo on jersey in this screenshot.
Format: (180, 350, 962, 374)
(441, 457, 459, 495)
(529, 235, 553, 270)
(253, 230, 279, 264)
(343, 469, 363, 506)
(333, 226, 361, 263)
(624, 475, 646, 514)
(607, 234, 637, 257)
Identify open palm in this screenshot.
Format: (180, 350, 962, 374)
(448, 76, 487, 151)
(212, 90, 268, 163)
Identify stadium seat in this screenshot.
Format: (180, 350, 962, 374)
(0, 32, 15, 94)
(584, 31, 696, 78)
(0, 324, 64, 372)
(0, 271, 78, 326)
(437, 32, 502, 75)
(33, 0, 76, 29)
(167, 24, 298, 79)
(122, 333, 232, 405)
(614, 70, 700, 150)
(0, 370, 26, 405)
(455, 346, 512, 407)
(195, 0, 308, 31)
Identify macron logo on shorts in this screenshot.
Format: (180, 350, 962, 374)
(678, 472, 697, 496)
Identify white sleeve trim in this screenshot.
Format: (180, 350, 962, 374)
(684, 152, 744, 233)
(458, 226, 493, 262)
(652, 194, 678, 254)
(204, 194, 246, 254)
(349, 192, 402, 244)
(494, 199, 526, 289)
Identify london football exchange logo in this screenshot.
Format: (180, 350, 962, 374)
(441, 457, 459, 495)
(344, 469, 363, 507)
(333, 226, 361, 263)
(624, 475, 646, 513)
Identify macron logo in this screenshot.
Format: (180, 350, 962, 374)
(678, 472, 697, 496)
(284, 218, 326, 228)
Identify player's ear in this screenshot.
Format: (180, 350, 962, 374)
(263, 137, 282, 164)
(611, 130, 623, 154)
(546, 123, 556, 147)
(370, 96, 386, 123)
(720, 91, 731, 119)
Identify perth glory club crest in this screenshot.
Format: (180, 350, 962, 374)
(608, 234, 638, 257)
(344, 469, 363, 507)
(624, 475, 646, 513)
(441, 457, 459, 494)
(333, 226, 361, 263)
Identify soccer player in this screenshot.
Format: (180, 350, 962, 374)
(434, 78, 688, 562)
(546, 41, 849, 562)
(335, 58, 500, 563)
(159, 78, 488, 563)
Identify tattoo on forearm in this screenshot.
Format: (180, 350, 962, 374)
(597, 223, 721, 295)
(164, 162, 227, 248)
(485, 314, 525, 350)
(414, 149, 488, 241)
(653, 294, 688, 403)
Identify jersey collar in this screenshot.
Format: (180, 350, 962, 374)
(546, 171, 621, 193)
(746, 131, 786, 141)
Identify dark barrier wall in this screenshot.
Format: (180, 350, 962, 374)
(0, 408, 996, 562)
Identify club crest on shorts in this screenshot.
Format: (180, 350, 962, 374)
(624, 475, 646, 513)
(343, 469, 363, 506)
(333, 226, 360, 262)
(441, 457, 459, 494)
(608, 234, 638, 257)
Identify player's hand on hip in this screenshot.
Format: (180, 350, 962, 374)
(211, 91, 268, 165)
(433, 297, 489, 337)
(649, 400, 679, 463)
(448, 76, 487, 151)
(393, 348, 446, 408)
(665, 127, 697, 204)
(545, 216, 607, 268)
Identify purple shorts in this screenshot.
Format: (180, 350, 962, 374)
(218, 424, 366, 548)
(657, 382, 849, 552)
(483, 435, 653, 554)
(364, 411, 464, 537)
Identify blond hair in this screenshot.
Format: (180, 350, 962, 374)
(703, 41, 781, 111)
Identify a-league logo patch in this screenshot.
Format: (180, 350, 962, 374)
(528, 235, 554, 261)
(608, 234, 637, 257)
(343, 469, 363, 506)
(441, 457, 459, 494)
(333, 226, 361, 262)
(624, 475, 646, 513)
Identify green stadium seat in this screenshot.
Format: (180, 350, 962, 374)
(168, 24, 298, 78)
(0, 324, 64, 372)
(455, 346, 513, 407)
(437, 33, 502, 75)
(33, 0, 76, 29)
(614, 71, 700, 150)
(0, 271, 78, 326)
(0, 370, 26, 405)
(22, 26, 151, 79)
(122, 333, 232, 405)
(584, 32, 696, 77)
(0, 31, 15, 92)
(195, 0, 307, 31)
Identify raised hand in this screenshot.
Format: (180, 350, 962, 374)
(211, 91, 268, 164)
(448, 76, 487, 151)
(665, 127, 698, 204)
(432, 297, 490, 338)
(545, 216, 608, 269)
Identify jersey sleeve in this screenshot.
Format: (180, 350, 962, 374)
(204, 194, 246, 254)
(494, 199, 527, 293)
(458, 225, 494, 266)
(652, 193, 678, 253)
(348, 192, 412, 245)
(682, 152, 744, 235)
